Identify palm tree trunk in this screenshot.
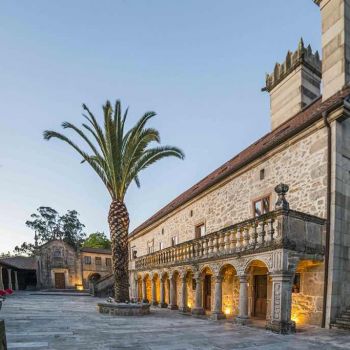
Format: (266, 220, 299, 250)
(108, 200, 130, 302)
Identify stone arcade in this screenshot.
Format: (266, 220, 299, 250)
(114, 0, 350, 333)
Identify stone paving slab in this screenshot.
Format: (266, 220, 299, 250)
(1, 292, 350, 349)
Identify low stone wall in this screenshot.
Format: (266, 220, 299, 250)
(97, 303, 150, 316)
(0, 320, 7, 350)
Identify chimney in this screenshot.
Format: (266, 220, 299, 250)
(264, 39, 322, 130)
(314, 0, 350, 100)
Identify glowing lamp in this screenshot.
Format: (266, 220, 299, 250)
(76, 284, 84, 291)
(224, 308, 231, 315)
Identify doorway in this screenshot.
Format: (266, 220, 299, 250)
(254, 275, 267, 318)
(54, 272, 65, 289)
(203, 275, 211, 311)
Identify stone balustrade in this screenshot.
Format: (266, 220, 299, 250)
(134, 209, 325, 271)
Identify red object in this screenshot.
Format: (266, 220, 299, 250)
(0, 290, 6, 296)
(4, 289, 13, 295)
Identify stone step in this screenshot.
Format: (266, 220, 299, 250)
(331, 322, 350, 330)
(335, 319, 350, 326)
(339, 314, 350, 320)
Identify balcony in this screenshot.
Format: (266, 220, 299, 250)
(134, 208, 325, 271)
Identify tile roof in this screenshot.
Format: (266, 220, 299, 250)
(0, 256, 37, 270)
(80, 247, 111, 254)
(130, 87, 350, 238)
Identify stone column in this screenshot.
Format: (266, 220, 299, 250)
(151, 277, 158, 306)
(211, 275, 225, 320)
(14, 271, 19, 291)
(159, 277, 167, 308)
(266, 273, 295, 334)
(142, 278, 148, 303)
(168, 275, 178, 310)
(7, 269, 12, 290)
(192, 273, 205, 315)
(179, 275, 189, 312)
(235, 275, 249, 324)
(0, 267, 4, 290)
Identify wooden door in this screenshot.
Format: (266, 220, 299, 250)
(254, 275, 267, 318)
(203, 275, 211, 311)
(55, 273, 65, 289)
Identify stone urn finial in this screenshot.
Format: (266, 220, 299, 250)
(275, 183, 289, 210)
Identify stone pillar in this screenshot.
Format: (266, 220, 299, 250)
(142, 278, 148, 303)
(235, 275, 249, 325)
(192, 273, 205, 315)
(211, 275, 225, 320)
(14, 271, 19, 291)
(7, 269, 12, 290)
(151, 278, 158, 306)
(179, 275, 189, 312)
(159, 277, 167, 308)
(266, 273, 295, 334)
(168, 275, 178, 310)
(0, 267, 4, 290)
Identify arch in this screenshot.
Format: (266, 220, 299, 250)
(220, 264, 239, 317)
(244, 258, 270, 275)
(143, 273, 152, 302)
(88, 273, 101, 283)
(244, 259, 269, 320)
(200, 264, 214, 276)
(219, 263, 237, 277)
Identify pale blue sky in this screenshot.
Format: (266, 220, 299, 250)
(0, 1, 320, 253)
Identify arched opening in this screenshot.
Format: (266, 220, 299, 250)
(219, 264, 239, 317)
(169, 270, 180, 309)
(291, 260, 324, 326)
(137, 275, 142, 302)
(162, 272, 170, 306)
(185, 269, 195, 310)
(88, 273, 101, 283)
(245, 259, 270, 320)
(153, 273, 161, 304)
(144, 274, 152, 302)
(201, 266, 213, 313)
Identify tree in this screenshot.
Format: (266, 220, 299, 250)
(83, 232, 111, 249)
(44, 100, 184, 302)
(17, 206, 86, 255)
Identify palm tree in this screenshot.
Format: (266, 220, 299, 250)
(44, 100, 184, 302)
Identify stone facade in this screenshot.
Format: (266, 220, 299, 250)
(130, 126, 328, 258)
(125, 1, 350, 334)
(37, 240, 112, 290)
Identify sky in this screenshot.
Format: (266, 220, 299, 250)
(0, 0, 321, 254)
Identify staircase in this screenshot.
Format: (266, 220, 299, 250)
(331, 308, 350, 330)
(93, 274, 114, 297)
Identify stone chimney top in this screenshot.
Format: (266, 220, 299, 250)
(264, 38, 322, 93)
(264, 38, 322, 130)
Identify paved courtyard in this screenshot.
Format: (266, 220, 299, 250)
(1, 292, 350, 349)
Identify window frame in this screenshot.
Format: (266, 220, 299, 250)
(252, 194, 271, 218)
(170, 235, 178, 247)
(105, 257, 112, 266)
(95, 257, 102, 265)
(195, 223, 206, 239)
(84, 256, 91, 265)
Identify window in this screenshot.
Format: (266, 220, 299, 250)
(189, 210, 193, 217)
(159, 241, 164, 250)
(106, 258, 112, 266)
(292, 273, 301, 293)
(147, 240, 154, 254)
(192, 278, 196, 290)
(171, 236, 178, 247)
(195, 223, 206, 239)
(130, 246, 137, 260)
(53, 248, 62, 258)
(253, 196, 270, 217)
(95, 257, 101, 265)
(260, 168, 265, 180)
(161, 228, 164, 235)
(84, 256, 91, 265)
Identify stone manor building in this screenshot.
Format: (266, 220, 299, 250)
(125, 0, 350, 333)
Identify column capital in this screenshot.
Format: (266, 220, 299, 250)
(194, 272, 204, 281)
(214, 275, 223, 283)
(238, 274, 248, 283)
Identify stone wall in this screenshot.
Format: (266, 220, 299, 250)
(292, 262, 324, 326)
(130, 127, 328, 259)
(38, 240, 79, 289)
(81, 252, 112, 288)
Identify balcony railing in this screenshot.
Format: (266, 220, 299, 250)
(134, 209, 325, 271)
